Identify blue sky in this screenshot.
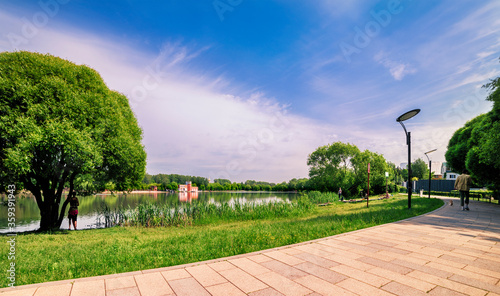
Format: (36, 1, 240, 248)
(1, 0, 499, 182)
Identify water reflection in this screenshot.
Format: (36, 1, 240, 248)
(178, 191, 198, 202)
(0, 191, 298, 233)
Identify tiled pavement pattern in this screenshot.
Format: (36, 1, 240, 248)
(2, 197, 500, 296)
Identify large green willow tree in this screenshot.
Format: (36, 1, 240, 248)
(307, 142, 390, 196)
(445, 61, 500, 195)
(0, 51, 146, 231)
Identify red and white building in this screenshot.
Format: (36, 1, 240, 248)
(178, 181, 198, 192)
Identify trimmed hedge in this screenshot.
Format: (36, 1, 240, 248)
(421, 190, 497, 202)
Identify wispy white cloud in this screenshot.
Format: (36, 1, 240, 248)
(373, 51, 417, 81)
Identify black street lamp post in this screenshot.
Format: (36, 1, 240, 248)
(424, 149, 437, 199)
(396, 109, 420, 209)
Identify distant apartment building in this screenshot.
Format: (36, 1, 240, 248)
(441, 162, 458, 181)
(399, 163, 408, 169)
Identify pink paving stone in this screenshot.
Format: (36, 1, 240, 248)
(160, 269, 191, 281)
(280, 247, 303, 256)
(336, 278, 395, 296)
(381, 281, 427, 296)
(294, 275, 356, 296)
(298, 243, 338, 256)
(357, 256, 413, 274)
(105, 276, 136, 291)
(208, 261, 237, 272)
(391, 259, 454, 279)
(356, 236, 398, 247)
(106, 287, 141, 296)
(0, 288, 37, 296)
(480, 254, 500, 265)
(260, 260, 309, 280)
(247, 287, 285, 296)
(294, 262, 347, 284)
(185, 265, 227, 287)
(247, 254, 274, 263)
(376, 245, 411, 256)
(335, 236, 371, 245)
(426, 262, 499, 285)
(264, 251, 306, 266)
(449, 274, 500, 295)
(472, 258, 500, 273)
(406, 252, 437, 264)
(205, 282, 246, 296)
(422, 256, 467, 269)
(367, 267, 435, 292)
(134, 272, 174, 296)
(33, 284, 71, 296)
(464, 265, 500, 279)
(413, 246, 445, 258)
(326, 254, 375, 271)
(167, 277, 211, 296)
(255, 272, 312, 296)
(228, 258, 271, 276)
(428, 286, 468, 296)
(330, 265, 391, 287)
(219, 267, 268, 293)
(406, 270, 488, 296)
(71, 279, 105, 296)
(292, 252, 339, 269)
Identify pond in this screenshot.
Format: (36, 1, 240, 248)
(0, 191, 299, 233)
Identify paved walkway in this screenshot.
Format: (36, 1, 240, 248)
(2, 197, 500, 296)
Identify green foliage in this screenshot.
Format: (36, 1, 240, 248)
(307, 142, 359, 193)
(307, 142, 391, 196)
(445, 114, 487, 175)
(0, 51, 146, 230)
(351, 149, 390, 196)
(412, 158, 429, 180)
(446, 65, 500, 192)
(305, 191, 338, 203)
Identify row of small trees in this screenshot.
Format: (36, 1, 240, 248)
(141, 174, 311, 192)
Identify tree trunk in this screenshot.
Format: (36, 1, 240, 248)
(38, 200, 61, 231)
(35, 171, 76, 232)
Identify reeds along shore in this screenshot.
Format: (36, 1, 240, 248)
(98, 195, 316, 227)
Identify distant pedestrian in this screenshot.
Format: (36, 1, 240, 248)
(68, 192, 79, 230)
(338, 187, 343, 201)
(454, 170, 472, 211)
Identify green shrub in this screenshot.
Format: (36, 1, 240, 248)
(305, 191, 338, 203)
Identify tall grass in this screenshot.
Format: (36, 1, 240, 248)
(121, 197, 314, 227)
(96, 202, 127, 228)
(305, 191, 338, 204)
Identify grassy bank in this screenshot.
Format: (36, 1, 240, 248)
(1, 195, 443, 287)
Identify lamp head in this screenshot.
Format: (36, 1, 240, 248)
(424, 148, 437, 155)
(396, 109, 420, 122)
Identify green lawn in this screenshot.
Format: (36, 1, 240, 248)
(0, 195, 443, 287)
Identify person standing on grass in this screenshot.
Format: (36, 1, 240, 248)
(68, 192, 80, 230)
(454, 170, 472, 211)
(338, 187, 343, 201)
